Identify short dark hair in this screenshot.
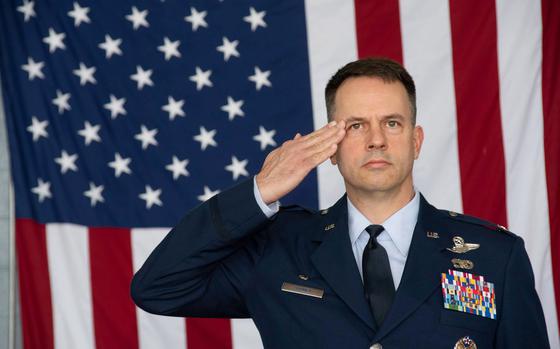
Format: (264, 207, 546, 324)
(324, 57, 417, 124)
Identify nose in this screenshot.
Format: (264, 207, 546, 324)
(366, 124, 387, 151)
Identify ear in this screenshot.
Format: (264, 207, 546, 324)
(330, 154, 337, 165)
(413, 125, 424, 159)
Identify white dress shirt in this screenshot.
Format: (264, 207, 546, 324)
(347, 193, 419, 289)
(253, 177, 420, 289)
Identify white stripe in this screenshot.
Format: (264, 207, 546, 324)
(131, 228, 187, 349)
(399, 0, 463, 213)
(46, 223, 95, 349)
(304, 0, 358, 208)
(231, 319, 263, 349)
(495, 1, 559, 346)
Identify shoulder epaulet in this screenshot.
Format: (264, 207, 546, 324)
(444, 210, 513, 235)
(279, 204, 316, 214)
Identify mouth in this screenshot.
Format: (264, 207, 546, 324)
(363, 159, 391, 169)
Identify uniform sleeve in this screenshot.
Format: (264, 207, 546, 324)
(494, 236, 550, 348)
(130, 179, 270, 318)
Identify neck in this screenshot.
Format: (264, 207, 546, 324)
(346, 182, 415, 224)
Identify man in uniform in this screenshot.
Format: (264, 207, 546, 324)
(131, 58, 549, 348)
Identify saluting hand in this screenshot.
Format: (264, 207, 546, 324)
(256, 120, 346, 205)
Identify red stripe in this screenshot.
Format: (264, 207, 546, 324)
(354, 0, 403, 62)
(16, 219, 54, 349)
(541, 0, 560, 327)
(89, 227, 139, 349)
(186, 318, 233, 349)
(449, 1, 508, 226)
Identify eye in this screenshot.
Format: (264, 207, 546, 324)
(349, 122, 362, 130)
(386, 120, 400, 128)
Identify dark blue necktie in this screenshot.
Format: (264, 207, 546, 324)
(362, 224, 395, 327)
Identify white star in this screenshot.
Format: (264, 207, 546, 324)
(17, 0, 36, 22)
(189, 66, 212, 90)
(216, 37, 239, 61)
(184, 7, 207, 31)
(84, 182, 104, 207)
(197, 185, 220, 202)
(43, 27, 66, 53)
(126, 6, 149, 30)
(54, 150, 78, 174)
(52, 90, 71, 114)
(108, 153, 131, 177)
(104, 94, 126, 119)
(193, 126, 217, 150)
(158, 37, 181, 60)
(31, 178, 52, 202)
(21, 57, 44, 80)
(77, 121, 101, 145)
(139, 185, 162, 209)
(166, 156, 189, 180)
(249, 66, 272, 90)
(221, 96, 244, 121)
(135, 125, 158, 149)
(98, 35, 122, 59)
(225, 156, 249, 180)
(73, 62, 96, 85)
(27, 116, 48, 141)
(253, 126, 277, 150)
(243, 7, 267, 32)
(67, 2, 91, 27)
(162, 96, 185, 120)
(130, 65, 154, 90)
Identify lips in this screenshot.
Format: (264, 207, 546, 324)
(363, 159, 390, 169)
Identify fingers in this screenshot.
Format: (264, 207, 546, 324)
(299, 120, 346, 149)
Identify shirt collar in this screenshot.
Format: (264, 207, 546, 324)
(347, 191, 420, 257)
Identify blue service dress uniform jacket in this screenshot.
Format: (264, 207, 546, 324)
(131, 179, 550, 348)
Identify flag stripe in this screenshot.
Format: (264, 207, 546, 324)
(354, 0, 403, 62)
(231, 319, 263, 349)
(495, 2, 559, 346)
(89, 227, 139, 349)
(304, 0, 357, 208)
(400, 0, 463, 213)
(541, 0, 560, 330)
(449, 1, 508, 225)
(131, 228, 187, 349)
(186, 318, 233, 349)
(46, 223, 95, 349)
(15, 219, 54, 349)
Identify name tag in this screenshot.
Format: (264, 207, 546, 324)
(281, 282, 324, 299)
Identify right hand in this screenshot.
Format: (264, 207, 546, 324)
(255, 120, 346, 204)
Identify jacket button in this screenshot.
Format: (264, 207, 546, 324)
(370, 344, 382, 349)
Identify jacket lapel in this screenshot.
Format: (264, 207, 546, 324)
(310, 196, 376, 331)
(373, 194, 451, 340)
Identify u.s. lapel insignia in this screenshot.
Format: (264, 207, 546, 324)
(454, 336, 477, 349)
(441, 269, 496, 320)
(324, 223, 335, 231)
(447, 236, 480, 253)
(427, 231, 439, 239)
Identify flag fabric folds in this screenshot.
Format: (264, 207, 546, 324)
(1, 0, 558, 348)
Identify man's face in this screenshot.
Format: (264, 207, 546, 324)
(330, 76, 423, 197)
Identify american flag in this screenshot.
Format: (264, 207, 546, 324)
(1, 0, 559, 348)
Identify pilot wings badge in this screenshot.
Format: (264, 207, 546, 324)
(447, 236, 479, 254)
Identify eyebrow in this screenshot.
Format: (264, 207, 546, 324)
(343, 114, 406, 123)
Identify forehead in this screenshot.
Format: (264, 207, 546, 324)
(333, 76, 410, 118)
